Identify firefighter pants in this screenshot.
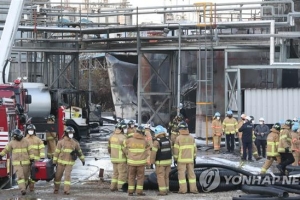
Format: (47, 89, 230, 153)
(156, 165, 171, 194)
(252, 142, 259, 159)
(292, 151, 300, 166)
(14, 165, 30, 192)
(110, 163, 127, 190)
(256, 140, 267, 158)
(261, 156, 281, 174)
(54, 164, 73, 193)
(47, 139, 57, 158)
(177, 163, 198, 193)
(213, 135, 221, 151)
(226, 134, 235, 152)
(128, 165, 145, 194)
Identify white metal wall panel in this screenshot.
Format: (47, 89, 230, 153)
(244, 89, 300, 124)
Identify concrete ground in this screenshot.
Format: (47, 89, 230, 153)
(1, 124, 299, 199)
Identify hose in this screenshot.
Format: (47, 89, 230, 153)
(238, 194, 273, 198)
(270, 185, 300, 195)
(241, 185, 289, 198)
(286, 165, 300, 172)
(194, 163, 253, 176)
(233, 196, 300, 200)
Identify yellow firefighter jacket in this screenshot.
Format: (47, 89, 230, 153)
(278, 125, 292, 153)
(291, 131, 300, 152)
(222, 117, 238, 134)
(151, 132, 172, 166)
(124, 132, 149, 166)
(25, 134, 45, 160)
(173, 129, 197, 164)
(211, 118, 222, 137)
(145, 128, 153, 147)
(266, 128, 280, 157)
(53, 136, 85, 165)
(108, 129, 126, 163)
(0, 138, 33, 166)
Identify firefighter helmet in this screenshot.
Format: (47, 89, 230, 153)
(273, 123, 281, 131)
(47, 114, 55, 122)
(226, 110, 233, 115)
(127, 120, 134, 126)
(64, 126, 75, 137)
(115, 123, 120, 129)
(27, 124, 36, 130)
(12, 129, 23, 141)
(136, 126, 145, 135)
(178, 121, 188, 130)
(214, 112, 221, 117)
(285, 119, 294, 127)
(119, 121, 127, 129)
(154, 125, 165, 135)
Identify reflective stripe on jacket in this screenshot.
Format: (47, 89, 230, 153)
(173, 129, 196, 164)
(25, 135, 45, 160)
(222, 117, 238, 134)
(53, 137, 85, 165)
(0, 139, 33, 166)
(278, 125, 292, 153)
(108, 131, 126, 163)
(125, 132, 149, 166)
(266, 128, 280, 157)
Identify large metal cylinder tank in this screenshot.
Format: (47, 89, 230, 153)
(23, 82, 51, 118)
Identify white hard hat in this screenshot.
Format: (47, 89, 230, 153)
(259, 117, 265, 121)
(179, 103, 183, 109)
(241, 114, 246, 119)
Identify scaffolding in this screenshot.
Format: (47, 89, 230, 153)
(0, 0, 299, 132)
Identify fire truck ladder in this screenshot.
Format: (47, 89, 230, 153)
(194, 2, 215, 142)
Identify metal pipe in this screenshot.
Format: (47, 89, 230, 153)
(177, 24, 181, 115)
(270, 20, 275, 65)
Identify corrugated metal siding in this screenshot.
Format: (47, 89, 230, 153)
(245, 89, 300, 124)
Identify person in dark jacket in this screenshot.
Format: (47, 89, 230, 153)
(254, 117, 270, 158)
(238, 116, 254, 161)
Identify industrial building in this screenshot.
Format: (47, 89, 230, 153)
(1, 0, 300, 138)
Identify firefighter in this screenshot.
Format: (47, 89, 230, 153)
(291, 122, 300, 166)
(125, 126, 149, 196)
(108, 121, 127, 192)
(53, 126, 85, 195)
(145, 123, 153, 169)
(173, 122, 198, 194)
(237, 114, 247, 155)
(25, 124, 45, 191)
(260, 123, 281, 174)
(277, 119, 295, 175)
(249, 116, 262, 161)
(222, 110, 238, 153)
(127, 120, 136, 138)
(0, 129, 33, 195)
(169, 114, 183, 147)
(150, 125, 172, 196)
(211, 112, 222, 154)
(46, 114, 57, 158)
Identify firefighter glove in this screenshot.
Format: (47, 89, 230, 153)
(82, 161, 85, 166)
(285, 147, 290, 153)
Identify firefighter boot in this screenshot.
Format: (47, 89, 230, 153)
(29, 182, 34, 192)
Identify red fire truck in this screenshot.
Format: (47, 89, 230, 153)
(0, 98, 17, 189)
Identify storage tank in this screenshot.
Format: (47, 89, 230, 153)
(23, 82, 51, 118)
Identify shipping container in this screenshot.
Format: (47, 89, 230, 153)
(244, 88, 300, 124)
